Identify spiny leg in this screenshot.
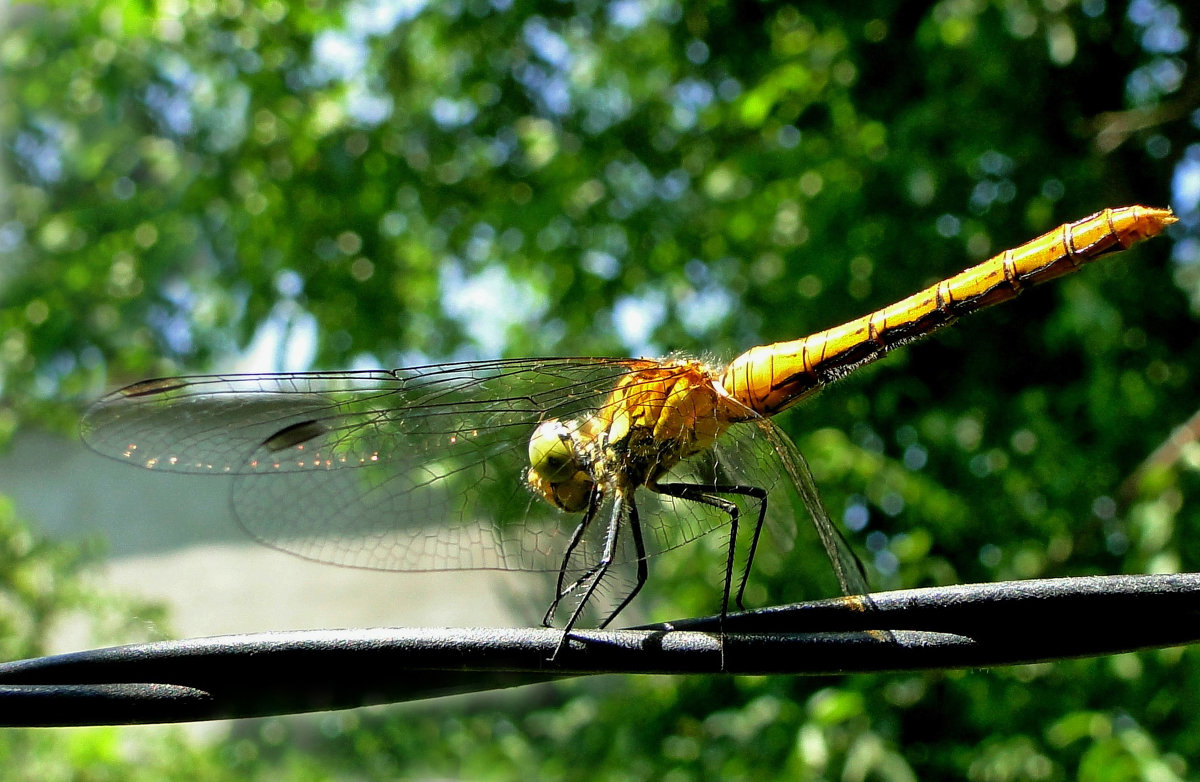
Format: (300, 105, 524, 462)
(598, 494, 647, 629)
(550, 494, 629, 660)
(544, 490, 602, 627)
(650, 482, 767, 618)
(729, 485, 769, 610)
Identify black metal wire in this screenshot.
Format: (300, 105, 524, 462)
(2, 572, 1198, 727)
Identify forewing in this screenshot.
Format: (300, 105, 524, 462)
(81, 359, 647, 572)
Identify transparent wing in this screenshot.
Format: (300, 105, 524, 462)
(81, 358, 652, 572)
(82, 357, 863, 594)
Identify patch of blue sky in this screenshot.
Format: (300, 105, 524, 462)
(1128, 0, 1188, 53)
(145, 54, 198, 136)
(670, 78, 714, 130)
(13, 120, 67, 185)
(431, 96, 479, 130)
(347, 0, 428, 36)
(308, 0, 425, 125)
(308, 31, 391, 125)
(613, 290, 667, 358)
(0, 221, 24, 253)
(607, 0, 647, 29)
(347, 82, 395, 126)
(311, 30, 369, 83)
(582, 249, 620, 280)
(656, 169, 690, 201)
(582, 84, 633, 134)
(440, 261, 549, 358)
(604, 158, 655, 214)
(523, 16, 573, 70)
(1172, 147, 1200, 211)
(235, 301, 319, 373)
(515, 63, 572, 116)
(677, 285, 733, 340)
(1170, 146, 1200, 268)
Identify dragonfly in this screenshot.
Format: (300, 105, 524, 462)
(82, 205, 1175, 648)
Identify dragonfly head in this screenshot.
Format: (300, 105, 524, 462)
(527, 419, 594, 513)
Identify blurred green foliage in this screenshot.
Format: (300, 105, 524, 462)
(4, 0, 1200, 777)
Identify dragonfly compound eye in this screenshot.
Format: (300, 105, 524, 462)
(527, 420, 594, 512)
(528, 419, 580, 482)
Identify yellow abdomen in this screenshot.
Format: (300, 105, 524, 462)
(721, 205, 1176, 417)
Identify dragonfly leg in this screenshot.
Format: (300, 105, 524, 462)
(543, 490, 603, 627)
(650, 482, 767, 616)
(597, 496, 647, 629)
(549, 495, 629, 661)
(731, 486, 769, 611)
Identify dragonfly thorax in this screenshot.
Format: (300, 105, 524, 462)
(526, 361, 745, 515)
(525, 413, 676, 515)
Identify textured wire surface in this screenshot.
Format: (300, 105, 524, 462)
(6, 573, 1200, 725)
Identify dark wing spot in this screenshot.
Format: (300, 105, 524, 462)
(262, 419, 329, 452)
